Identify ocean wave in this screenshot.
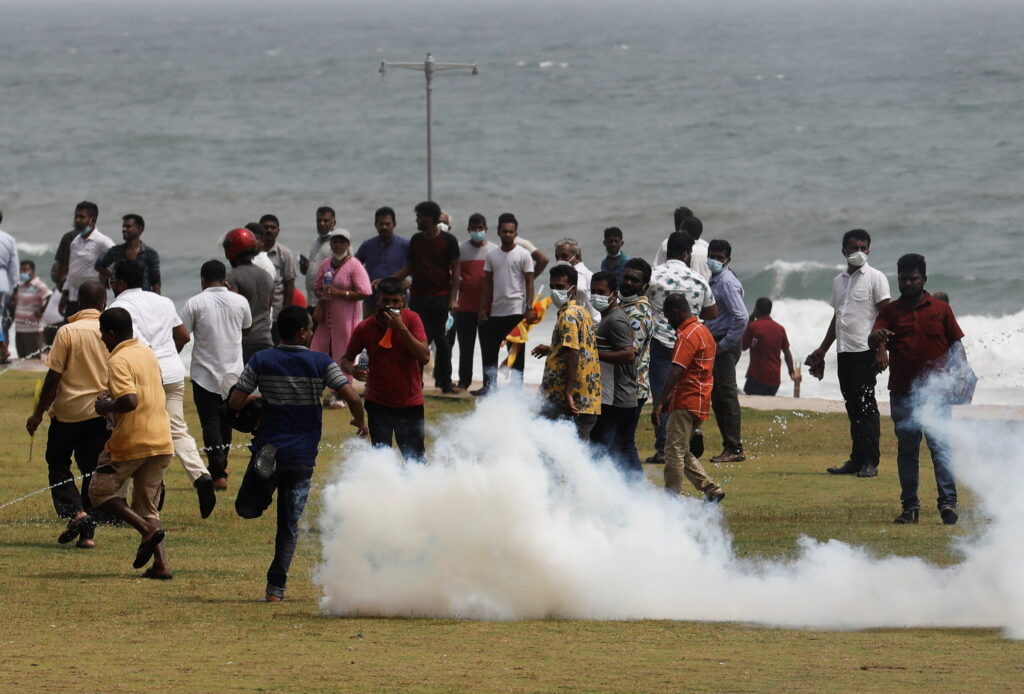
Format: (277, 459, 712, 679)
(16, 241, 51, 256)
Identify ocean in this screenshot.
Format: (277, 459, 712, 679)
(2, 0, 1022, 403)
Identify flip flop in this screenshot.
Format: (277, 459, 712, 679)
(141, 567, 173, 580)
(132, 529, 166, 569)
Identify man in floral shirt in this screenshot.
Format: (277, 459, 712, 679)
(645, 231, 717, 464)
(617, 257, 655, 470)
(532, 264, 601, 439)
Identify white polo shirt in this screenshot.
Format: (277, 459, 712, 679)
(109, 288, 186, 384)
(66, 229, 114, 301)
(654, 237, 711, 281)
(180, 286, 252, 396)
(830, 262, 891, 353)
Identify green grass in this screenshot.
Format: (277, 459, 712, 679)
(0, 370, 1019, 692)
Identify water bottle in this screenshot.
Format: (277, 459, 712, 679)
(356, 349, 369, 371)
(323, 269, 334, 287)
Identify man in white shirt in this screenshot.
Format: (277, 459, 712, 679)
(109, 259, 217, 517)
(654, 209, 711, 281)
(554, 238, 599, 322)
(181, 260, 252, 490)
(807, 228, 891, 478)
(513, 235, 550, 277)
(60, 201, 114, 317)
(259, 214, 296, 318)
(299, 206, 337, 313)
(0, 210, 20, 362)
(476, 213, 535, 394)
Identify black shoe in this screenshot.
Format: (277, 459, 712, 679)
(827, 460, 860, 475)
(893, 509, 919, 524)
(470, 387, 490, 397)
(856, 464, 878, 478)
(645, 453, 665, 465)
(939, 505, 958, 525)
(255, 443, 277, 480)
(689, 428, 705, 458)
(195, 474, 217, 519)
(57, 515, 94, 544)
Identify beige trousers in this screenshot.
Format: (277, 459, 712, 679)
(164, 380, 209, 483)
(90, 450, 173, 524)
(664, 409, 721, 496)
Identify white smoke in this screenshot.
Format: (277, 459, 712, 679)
(315, 390, 1024, 638)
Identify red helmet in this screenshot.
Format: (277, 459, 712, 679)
(223, 227, 258, 261)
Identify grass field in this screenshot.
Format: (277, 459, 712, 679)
(1, 368, 1021, 692)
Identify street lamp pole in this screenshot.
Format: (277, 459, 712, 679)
(379, 53, 479, 201)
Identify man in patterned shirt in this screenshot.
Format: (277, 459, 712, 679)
(532, 264, 601, 440)
(617, 258, 655, 471)
(645, 231, 717, 464)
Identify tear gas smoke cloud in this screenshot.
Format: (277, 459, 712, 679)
(316, 389, 1024, 638)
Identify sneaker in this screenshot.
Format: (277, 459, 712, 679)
(254, 443, 277, 480)
(644, 453, 665, 465)
(856, 464, 878, 478)
(710, 450, 746, 463)
(893, 509, 919, 524)
(939, 505, 958, 526)
(827, 460, 860, 475)
(194, 474, 217, 519)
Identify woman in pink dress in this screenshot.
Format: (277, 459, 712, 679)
(311, 230, 372, 363)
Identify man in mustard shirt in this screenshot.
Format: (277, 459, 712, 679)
(89, 307, 176, 579)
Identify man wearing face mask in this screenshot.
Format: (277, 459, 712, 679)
(617, 258, 655, 471)
(599, 227, 630, 284)
(807, 229, 891, 478)
(554, 238, 600, 322)
(704, 239, 748, 463)
(455, 213, 493, 392)
(57, 201, 113, 317)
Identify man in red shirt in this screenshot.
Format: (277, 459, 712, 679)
(741, 297, 800, 396)
(870, 254, 964, 526)
(651, 294, 725, 503)
(342, 277, 430, 461)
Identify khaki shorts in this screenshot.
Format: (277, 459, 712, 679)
(89, 450, 173, 524)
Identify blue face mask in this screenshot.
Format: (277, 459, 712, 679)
(469, 231, 486, 243)
(590, 294, 611, 312)
(20, 273, 30, 283)
(707, 259, 725, 275)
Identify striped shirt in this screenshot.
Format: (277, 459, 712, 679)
(668, 317, 716, 421)
(235, 345, 349, 467)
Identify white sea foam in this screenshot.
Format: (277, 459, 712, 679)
(316, 391, 1024, 637)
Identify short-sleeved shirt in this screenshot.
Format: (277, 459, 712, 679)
(356, 234, 410, 282)
(234, 345, 349, 467)
(655, 238, 711, 281)
(619, 295, 654, 401)
(14, 277, 52, 333)
(106, 338, 174, 462)
(540, 300, 601, 415)
(46, 309, 109, 422)
(0, 229, 19, 295)
(181, 286, 253, 396)
(109, 288, 186, 385)
(95, 242, 161, 292)
(484, 244, 533, 317)
(648, 259, 715, 349)
(344, 310, 427, 409)
(227, 262, 274, 352)
(265, 242, 296, 314)
(831, 262, 890, 353)
(873, 292, 964, 392)
(408, 230, 459, 297)
(456, 240, 493, 313)
(65, 229, 114, 301)
(595, 306, 637, 407)
(514, 236, 543, 273)
(573, 261, 601, 323)
(600, 252, 630, 284)
(743, 316, 789, 388)
(668, 317, 716, 421)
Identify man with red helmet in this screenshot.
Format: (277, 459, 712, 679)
(223, 228, 274, 363)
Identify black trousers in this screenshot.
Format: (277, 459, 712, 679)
(837, 350, 881, 468)
(365, 401, 426, 462)
(455, 311, 481, 389)
(192, 381, 233, 480)
(479, 314, 525, 391)
(46, 417, 110, 518)
(410, 295, 453, 389)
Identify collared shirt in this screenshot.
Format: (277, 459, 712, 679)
(540, 300, 601, 415)
(180, 286, 253, 396)
(65, 229, 114, 301)
(873, 292, 964, 392)
(743, 316, 789, 388)
(265, 242, 297, 314)
(600, 252, 630, 284)
(706, 268, 748, 352)
(344, 310, 428, 409)
(647, 259, 715, 350)
(305, 233, 333, 306)
(95, 242, 161, 291)
(106, 338, 174, 461)
(619, 295, 654, 400)
(356, 234, 411, 282)
(830, 262, 890, 353)
(0, 228, 19, 295)
(109, 288, 186, 385)
(573, 261, 601, 323)
(46, 309, 109, 422)
(668, 316, 716, 421)
(595, 306, 637, 407)
(655, 238, 711, 281)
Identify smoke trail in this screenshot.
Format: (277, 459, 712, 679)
(315, 389, 1024, 638)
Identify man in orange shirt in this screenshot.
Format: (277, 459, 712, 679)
(650, 294, 725, 503)
(89, 307, 176, 579)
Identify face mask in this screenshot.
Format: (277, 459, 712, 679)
(607, 249, 622, 258)
(550, 288, 571, 308)
(333, 251, 349, 261)
(618, 291, 638, 303)
(78, 226, 92, 237)
(469, 231, 486, 243)
(20, 273, 30, 283)
(707, 259, 725, 275)
(590, 294, 611, 312)
(438, 222, 450, 233)
(846, 251, 867, 267)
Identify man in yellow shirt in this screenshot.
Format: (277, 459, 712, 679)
(89, 307, 176, 579)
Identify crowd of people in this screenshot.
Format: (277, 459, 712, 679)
(0, 199, 973, 601)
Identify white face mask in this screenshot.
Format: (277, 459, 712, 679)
(846, 250, 868, 267)
(333, 251, 349, 261)
(617, 291, 638, 303)
(437, 222, 450, 233)
(590, 294, 611, 312)
(550, 288, 571, 308)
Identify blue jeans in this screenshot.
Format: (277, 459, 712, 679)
(890, 390, 957, 511)
(235, 455, 314, 597)
(648, 339, 674, 456)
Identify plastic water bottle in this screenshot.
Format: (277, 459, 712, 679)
(357, 349, 369, 371)
(323, 269, 334, 287)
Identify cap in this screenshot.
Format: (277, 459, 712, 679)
(326, 228, 351, 241)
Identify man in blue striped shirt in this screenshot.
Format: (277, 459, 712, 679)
(229, 306, 367, 602)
